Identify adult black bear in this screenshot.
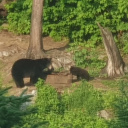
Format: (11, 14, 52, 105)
(11, 58, 53, 88)
(70, 66, 90, 81)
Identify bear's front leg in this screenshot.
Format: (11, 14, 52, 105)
(30, 75, 38, 85)
(13, 76, 25, 88)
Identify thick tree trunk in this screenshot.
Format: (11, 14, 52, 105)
(97, 23, 125, 77)
(26, 0, 44, 59)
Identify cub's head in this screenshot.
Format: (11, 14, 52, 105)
(70, 66, 76, 72)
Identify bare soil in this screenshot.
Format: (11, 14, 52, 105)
(0, 30, 71, 95)
(0, 30, 121, 96)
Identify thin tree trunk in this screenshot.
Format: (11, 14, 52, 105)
(26, 0, 44, 59)
(97, 23, 125, 77)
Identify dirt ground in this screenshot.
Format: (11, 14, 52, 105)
(0, 30, 73, 95)
(0, 30, 115, 96)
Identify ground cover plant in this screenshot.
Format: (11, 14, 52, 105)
(9, 79, 128, 128)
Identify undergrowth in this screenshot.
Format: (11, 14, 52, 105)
(11, 78, 128, 128)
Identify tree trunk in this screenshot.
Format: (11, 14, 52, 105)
(26, 0, 44, 59)
(97, 23, 125, 77)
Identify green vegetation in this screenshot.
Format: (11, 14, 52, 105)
(4, 0, 128, 45)
(0, 0, 127, 76)
(68, 42, 106, 77)
(6, 79, 128, 128)
(5, 0, 32, 34)
(0, 86, 36, 128)
(119, 32, 128, 54)
(0, 18, 5, 31)
(2, 0, 127, 76)
(0, 1, 128, 127)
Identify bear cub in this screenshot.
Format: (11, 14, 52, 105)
(70, 66, 90, 81)
(11, 58, 53, 88)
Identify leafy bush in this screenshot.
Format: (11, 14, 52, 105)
(119, 32, 128, 54)
(0, 87, 36, 128)
(0, 19, 3, 26)
(62, 81, 103, 115)
(18, 79, 109, 128)
(16, 79, 62, 128)
(5, 0, 128, 45)
(35, 78, 62, 114)
(100, 80, 128, 128)
(10, 79, 128, 128)
(113, 81, 128, 128)
(0, 17, 6, 31)
(5, 0, 32, 34)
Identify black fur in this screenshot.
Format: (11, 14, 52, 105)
(70, 66, 90, 81)
(11, 58, 53, 88)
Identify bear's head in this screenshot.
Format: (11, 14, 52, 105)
(38, 58, 54, 73)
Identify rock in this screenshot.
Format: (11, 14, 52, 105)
(31, 90, 37, 96)
(97, 109, 114, 120)
(46, 73, 72, 84)
(0, 44, 22, 58)
(20, 89, 37, 110)
(47, 50, 75, 71)
(3, 51, 9, 56)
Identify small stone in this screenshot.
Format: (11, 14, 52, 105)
(31, 90, 37, 96)
(0, 42, 4, 45)
(3, 51, 9, 56)
(97, 109, 113, 120)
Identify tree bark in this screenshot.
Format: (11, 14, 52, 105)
(97, 23, 125, 77)
(26, 0, 44, 59)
